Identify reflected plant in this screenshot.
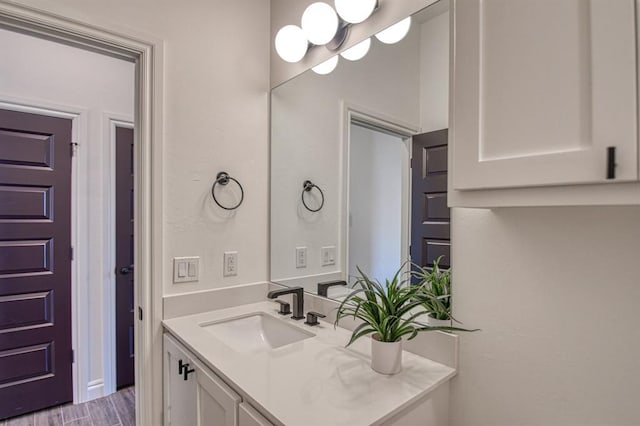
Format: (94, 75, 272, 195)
(412, 256, 453, 321)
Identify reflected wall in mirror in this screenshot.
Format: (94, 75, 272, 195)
(270, 1, 450, 299)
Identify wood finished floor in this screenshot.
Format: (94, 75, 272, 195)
(1, 387, 135, 426)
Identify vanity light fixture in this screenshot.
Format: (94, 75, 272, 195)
(301, 2, 340, 46)
(312, 55, 339, 75)
(275, 25, 309, 63)
(334, 0, 378, 24)
(375, 16, 412, 44)
(340, 37, 371, 61)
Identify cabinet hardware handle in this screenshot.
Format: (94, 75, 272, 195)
(183, 365, 195, 381)
(607, 146, 616, 179)
(178, 359, 187, 375)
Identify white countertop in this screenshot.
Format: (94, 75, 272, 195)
(162, 301, 456, 426)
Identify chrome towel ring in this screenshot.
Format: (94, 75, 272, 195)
(211, 171, 244, 210)
(301, 180, 324, 212)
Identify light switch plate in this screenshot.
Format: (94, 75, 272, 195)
(321, 246, 336, 266)
(295, 247, 307, 268)
(173, 256, 199, 283)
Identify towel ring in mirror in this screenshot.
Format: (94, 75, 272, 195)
(211, 171, 244, 210)
(301, 180, 324, 212)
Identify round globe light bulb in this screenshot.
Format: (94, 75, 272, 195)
(340, 38, 371, 61)
(312, 55, 339, 75)
(275, 25, 308, 63)
(375, 16, 412, 44)
(301, 2, 339, 45)
(334, 0, 377, 24)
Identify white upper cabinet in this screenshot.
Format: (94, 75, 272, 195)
(451, 0, 638, 191)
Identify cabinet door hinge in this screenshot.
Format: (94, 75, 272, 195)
(70, 246, 74, 261)
(70, 142, 78, 157)
(71, 349, 75, 363)
(138, 306, 143, 321)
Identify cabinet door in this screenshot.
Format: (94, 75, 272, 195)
(239, 403, 274, 426)
(194, 360, 241, 426)
(164, 335, 197, 426)
(451, 0, 638, 189)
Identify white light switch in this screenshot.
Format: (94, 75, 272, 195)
(296, 247, 307, 268)
(321, 246, 336, 266)
(173, 257, 200, 283)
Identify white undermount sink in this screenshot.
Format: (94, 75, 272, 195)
(200, 312, 315, 352)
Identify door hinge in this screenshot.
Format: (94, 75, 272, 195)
(70, 142, 78, 156)
(71, 349, 75, 363)
(70, 246, 74, 261)
(138, 307, 143, 321)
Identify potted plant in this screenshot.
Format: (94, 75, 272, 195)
(412, 256, 453, 327)
(335, 264, 476, 375)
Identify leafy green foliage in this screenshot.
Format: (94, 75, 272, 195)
(412, 256, 452, 321)
(335, 263, 477, 346)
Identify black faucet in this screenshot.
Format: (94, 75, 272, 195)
(317, 280, 347, 297)
(267, 287, 304, 320)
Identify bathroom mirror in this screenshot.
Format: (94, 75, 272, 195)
(270, 1, 449, 299)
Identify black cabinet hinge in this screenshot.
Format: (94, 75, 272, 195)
(70, 246, 74, 261)
(138, 307, 143, 321)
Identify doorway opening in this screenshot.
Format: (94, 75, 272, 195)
(341, 106, 418, 284)
(0, 3, 160, 424)
(347, 122, 411, 281)
(0, 27, 136, 419)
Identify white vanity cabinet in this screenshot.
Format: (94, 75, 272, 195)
(239, 403, 274, 426)
(450, 0, 640, 206)
(165, 334, 267, 426)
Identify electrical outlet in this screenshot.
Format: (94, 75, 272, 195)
(224, 251, 238, 277)
(295, 247, 307, 268)
(173, 256, 199, 283)
(321, 246, 336, 266)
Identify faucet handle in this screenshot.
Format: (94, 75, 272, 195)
(304, 311, 326, 326)
(273, 299, 291, 315)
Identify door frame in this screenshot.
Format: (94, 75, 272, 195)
(106, 117, 134, 395)
(0, 4, 164, 424)
(340, 102, 419, 281)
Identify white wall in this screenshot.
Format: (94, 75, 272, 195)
(4, 0, 271, 296)
(270, 30, 420, 290)
(419, 8, 640, 426)
(0, 28, 134, 401)
(348, 125, 405, 281)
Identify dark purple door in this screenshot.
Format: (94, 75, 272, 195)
(115, 126, 134, 389)
(411, 129, 450, 271)
(0, 109, 73, 419)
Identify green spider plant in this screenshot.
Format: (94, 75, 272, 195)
(412, 256, 452, 321)
(335, 263, 476, 346)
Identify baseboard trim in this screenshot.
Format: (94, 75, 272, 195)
(86, 379, 105, 402)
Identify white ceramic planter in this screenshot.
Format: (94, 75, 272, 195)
(426, 315, 452, 328)
(371, 334, 402, 375)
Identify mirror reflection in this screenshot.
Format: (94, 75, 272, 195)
(270, 2, 450, 299)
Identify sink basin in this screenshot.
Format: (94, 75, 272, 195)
(200, 313, 315, 352)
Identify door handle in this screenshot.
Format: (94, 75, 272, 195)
(118, 264, 134, 275)
(607, 146, 616, 179)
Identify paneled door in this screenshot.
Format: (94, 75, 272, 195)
(115, 126, 135, 389)
(451, 0, 637, 189)
(0, 109, 73, 418)
(411, 129, 450, 271)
